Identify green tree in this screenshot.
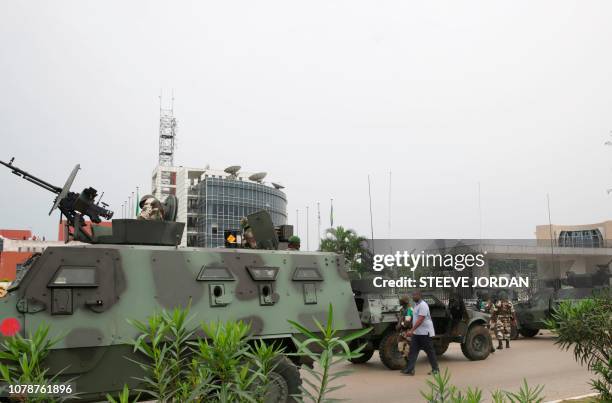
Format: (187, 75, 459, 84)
(319, 227, 368, 275)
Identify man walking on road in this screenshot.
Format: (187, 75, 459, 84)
(401, 290, 440, 376)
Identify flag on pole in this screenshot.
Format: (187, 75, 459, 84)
(330, 198, 334, 227)
(136, 187, 140, 216)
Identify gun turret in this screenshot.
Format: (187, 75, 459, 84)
(1, 157, 113, 241)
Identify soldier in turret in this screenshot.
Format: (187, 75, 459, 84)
(241, 217, 257, 248)
(287, 236, 301, 251)
(138, 195, 164, 221)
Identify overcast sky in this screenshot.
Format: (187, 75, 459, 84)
(1, 1, 612, 245)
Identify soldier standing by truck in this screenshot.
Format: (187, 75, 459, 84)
(396, 295, 413, 359)
(494, 292, 517, 349)
(484, 296, 497, 353)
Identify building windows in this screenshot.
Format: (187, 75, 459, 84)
(558, 229, 603, 248)
(194, 177, 287, 248)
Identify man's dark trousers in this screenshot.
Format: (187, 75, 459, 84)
(404, 334, 439, 372)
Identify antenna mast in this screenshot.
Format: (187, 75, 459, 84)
(158, 90, 177, 166)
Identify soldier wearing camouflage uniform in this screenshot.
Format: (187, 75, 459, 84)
(491, 292, 516, 349)
(240, 217, 257, 248)
(137, 195, 164, 221)
(484, 297, 497, 353)
(396, 295, 413, 359)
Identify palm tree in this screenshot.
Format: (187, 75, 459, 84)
(320, 226, 368, 275)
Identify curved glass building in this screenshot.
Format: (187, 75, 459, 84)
(195, 176, 287, 247)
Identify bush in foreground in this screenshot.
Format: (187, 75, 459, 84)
(420, 369, 544, 403)
(545, 289, 611, 402)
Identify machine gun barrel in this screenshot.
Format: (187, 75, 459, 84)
(1, 157, 114, 243)
(0, 158, 62, 194)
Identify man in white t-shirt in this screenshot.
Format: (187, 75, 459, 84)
(401, 290, 440, 376)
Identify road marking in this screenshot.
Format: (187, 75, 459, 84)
(545, 392, 599, 403)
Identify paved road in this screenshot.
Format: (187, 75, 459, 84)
(304, 331, 593, 402)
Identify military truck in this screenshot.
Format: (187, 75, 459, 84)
(0, 159, 364, 401)
(348, 279, 492, 370)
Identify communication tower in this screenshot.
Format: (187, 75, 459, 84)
(158, 91, 177, 166)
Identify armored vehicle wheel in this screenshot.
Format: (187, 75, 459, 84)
(349, 344, 375, 364)
(379, 331, 407, 370)
(434, 342, 449, 356)
(460, 325, 490, 361)
(518, 327, 539, 338)
(264, 355, 302, 403)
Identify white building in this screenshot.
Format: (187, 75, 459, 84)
(151, 165, 287, 247)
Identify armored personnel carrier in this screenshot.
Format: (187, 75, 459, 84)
(515, 268, 610, 338)
(0, 159, 362, 401)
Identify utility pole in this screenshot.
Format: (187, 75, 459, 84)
(317, 202, 321, 250)
(478, 181, 482, 245)
(388, 171, 392, 238)
(306, 205, 310, 251)
(368, 175, 375, 254)
(547, 193, 555, 275)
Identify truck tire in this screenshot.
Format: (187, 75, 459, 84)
(265, 355, 302, 403)
(460, 325, 490, 361)
(518, 327, 539, 338)
(378, 331, 407, 370)
(349, 345, 375, 364)
(434, 342, 449, 356)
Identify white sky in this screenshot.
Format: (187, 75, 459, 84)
(1, 1, 612, 245)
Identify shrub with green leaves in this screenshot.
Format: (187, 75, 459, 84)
(106, 384, 140, 403)
(0, 323, 73, 403)
(546, 289, 611, 401)
(128, 305, 285, 402)
(420, 369, 544, 403)
(288, 303, 372, 403)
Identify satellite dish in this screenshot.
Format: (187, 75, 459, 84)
(248, 172, 267, 182)
(224, 165, 241, 175)
(163, 194, 178, 222)
(49, 164, 80, 216)
(271, 182, 285, 190)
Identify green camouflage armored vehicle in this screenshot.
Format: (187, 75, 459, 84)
(0, 159, 362, 401)
(349, 280, 492, 370)
(515, 268, 610, 337)
(515, 286, 603, 337)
